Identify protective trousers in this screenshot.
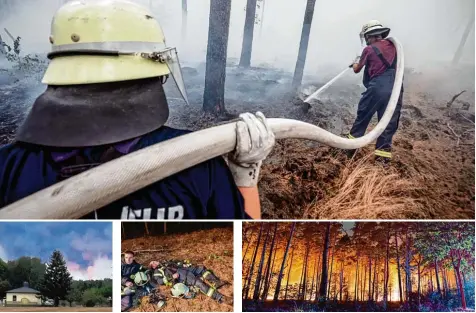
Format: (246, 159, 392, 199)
(121, 295, 132, 312)
(177, 268, 224, 302)
(349, 69, 403, 159)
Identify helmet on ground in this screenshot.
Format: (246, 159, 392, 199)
(360, 20, 391, 41)
(171, 283, 190, 297)
(16, 0, 188, 147)
(134, 271, 149, 286)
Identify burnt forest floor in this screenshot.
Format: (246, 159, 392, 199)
(1, 57, 474, 219)
(121, 227, 234, 312)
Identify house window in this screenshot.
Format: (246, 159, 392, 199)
(12, 295, 16, 302)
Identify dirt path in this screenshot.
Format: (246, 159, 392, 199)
(121, 227, 234, 312)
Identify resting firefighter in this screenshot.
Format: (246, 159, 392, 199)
(0, 0, 275, 219)
(121, 251, 151, 311)
(348, 20, 404, 164)
(148, 260, 230, 304)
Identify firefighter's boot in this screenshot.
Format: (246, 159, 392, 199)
(195, 278, 225, 302)
(202, 270, 226, 288)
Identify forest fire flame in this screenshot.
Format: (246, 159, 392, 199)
(242, 222, 474, 312)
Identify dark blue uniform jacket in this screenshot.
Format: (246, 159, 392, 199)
(0, 126, 247, 219)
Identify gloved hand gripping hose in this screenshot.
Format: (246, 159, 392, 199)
(0, 37, 404, 219)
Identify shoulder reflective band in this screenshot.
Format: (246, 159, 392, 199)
(156, 269, 168, 284)
(348, 134, 356, 139)
(375, 149, 392, 158)
(48, 41, 167, 59)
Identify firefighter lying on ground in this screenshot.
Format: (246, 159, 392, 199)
(148, 260, 230, 304)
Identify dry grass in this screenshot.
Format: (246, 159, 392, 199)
(122, 227, 234, 312)
(304, 154, 427, 219)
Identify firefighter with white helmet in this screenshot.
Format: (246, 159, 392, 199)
(348, 20, 404, 163)
(0, 0, 274, 219)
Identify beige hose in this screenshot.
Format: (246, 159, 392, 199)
(0, 37, 404, 219)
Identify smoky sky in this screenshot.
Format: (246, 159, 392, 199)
(1, 0, 474, 73)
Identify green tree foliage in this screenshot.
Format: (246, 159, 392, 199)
(6, 257, 45, 290)
(39, 250, 73, 307)
(82, 288, 106, 307)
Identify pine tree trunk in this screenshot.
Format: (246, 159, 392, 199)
(181, 0, 188, 41)
(314, 251, 321, 301)
(395, 230, 403, 304)
(383, 226, 390, 311)
(417, 262, 421, 308)
(404, 232, 412, 301)
(327, 235, 336, 299)
(274, 222, 296, 301)
(261, 223, 278, 301)
(318, 223, 331, 307)
(368, 257, 372, 302)
(452, 14, 475, 65)
(284, 249, 294, 300)
(435, 259, 441, 295)
(291, 0, 317, 89)
(243, 223, 263, 299)
(239, 0, 258, 67)
(253, 225, 270, 300)
(454, 258, 466, 310)
(354, 255, 359, 304)
(310, 253, 317, 301)
(203, 0, 231, 113)
(339, 261, 344, 302)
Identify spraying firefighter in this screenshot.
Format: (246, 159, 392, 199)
(348, 20, 404, 163)
(148, 260, 230, 304)
(0, 0, 275, 219)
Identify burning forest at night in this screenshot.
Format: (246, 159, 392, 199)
(242, 222, 475, 312)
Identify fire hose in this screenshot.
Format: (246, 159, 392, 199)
(0, 37, 404, 219)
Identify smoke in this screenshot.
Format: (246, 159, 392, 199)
(1, 0, 473, 70)
(67, 256, 112, 281)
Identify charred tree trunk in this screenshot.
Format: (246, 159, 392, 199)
(243, 223, 263, 299)
(383, 226, 390, 311)
(394, 230, 403, 304)
(292, 0, 317, 89)
(367, 257, 372, 302)
(253, 224, 270, 300)
(317, 223, 331, 307)
(203, 0, 231, 114)
(452, 14, 475, 65)
(239, 0, 258, 67)
(261, 223, 278, 300)
(181, 0, 188, 41)
(274, 222, 296, 301)
(284, 249, 294, 300)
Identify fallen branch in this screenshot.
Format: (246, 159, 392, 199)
(457, 112, 475, 125)
(447, 123, 461, 146)
(121, 249, 165, 254)
(446, 90, 466, 108)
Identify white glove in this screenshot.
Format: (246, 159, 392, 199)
(353, 55, 361, 64)
(227, 112, 275, 187)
